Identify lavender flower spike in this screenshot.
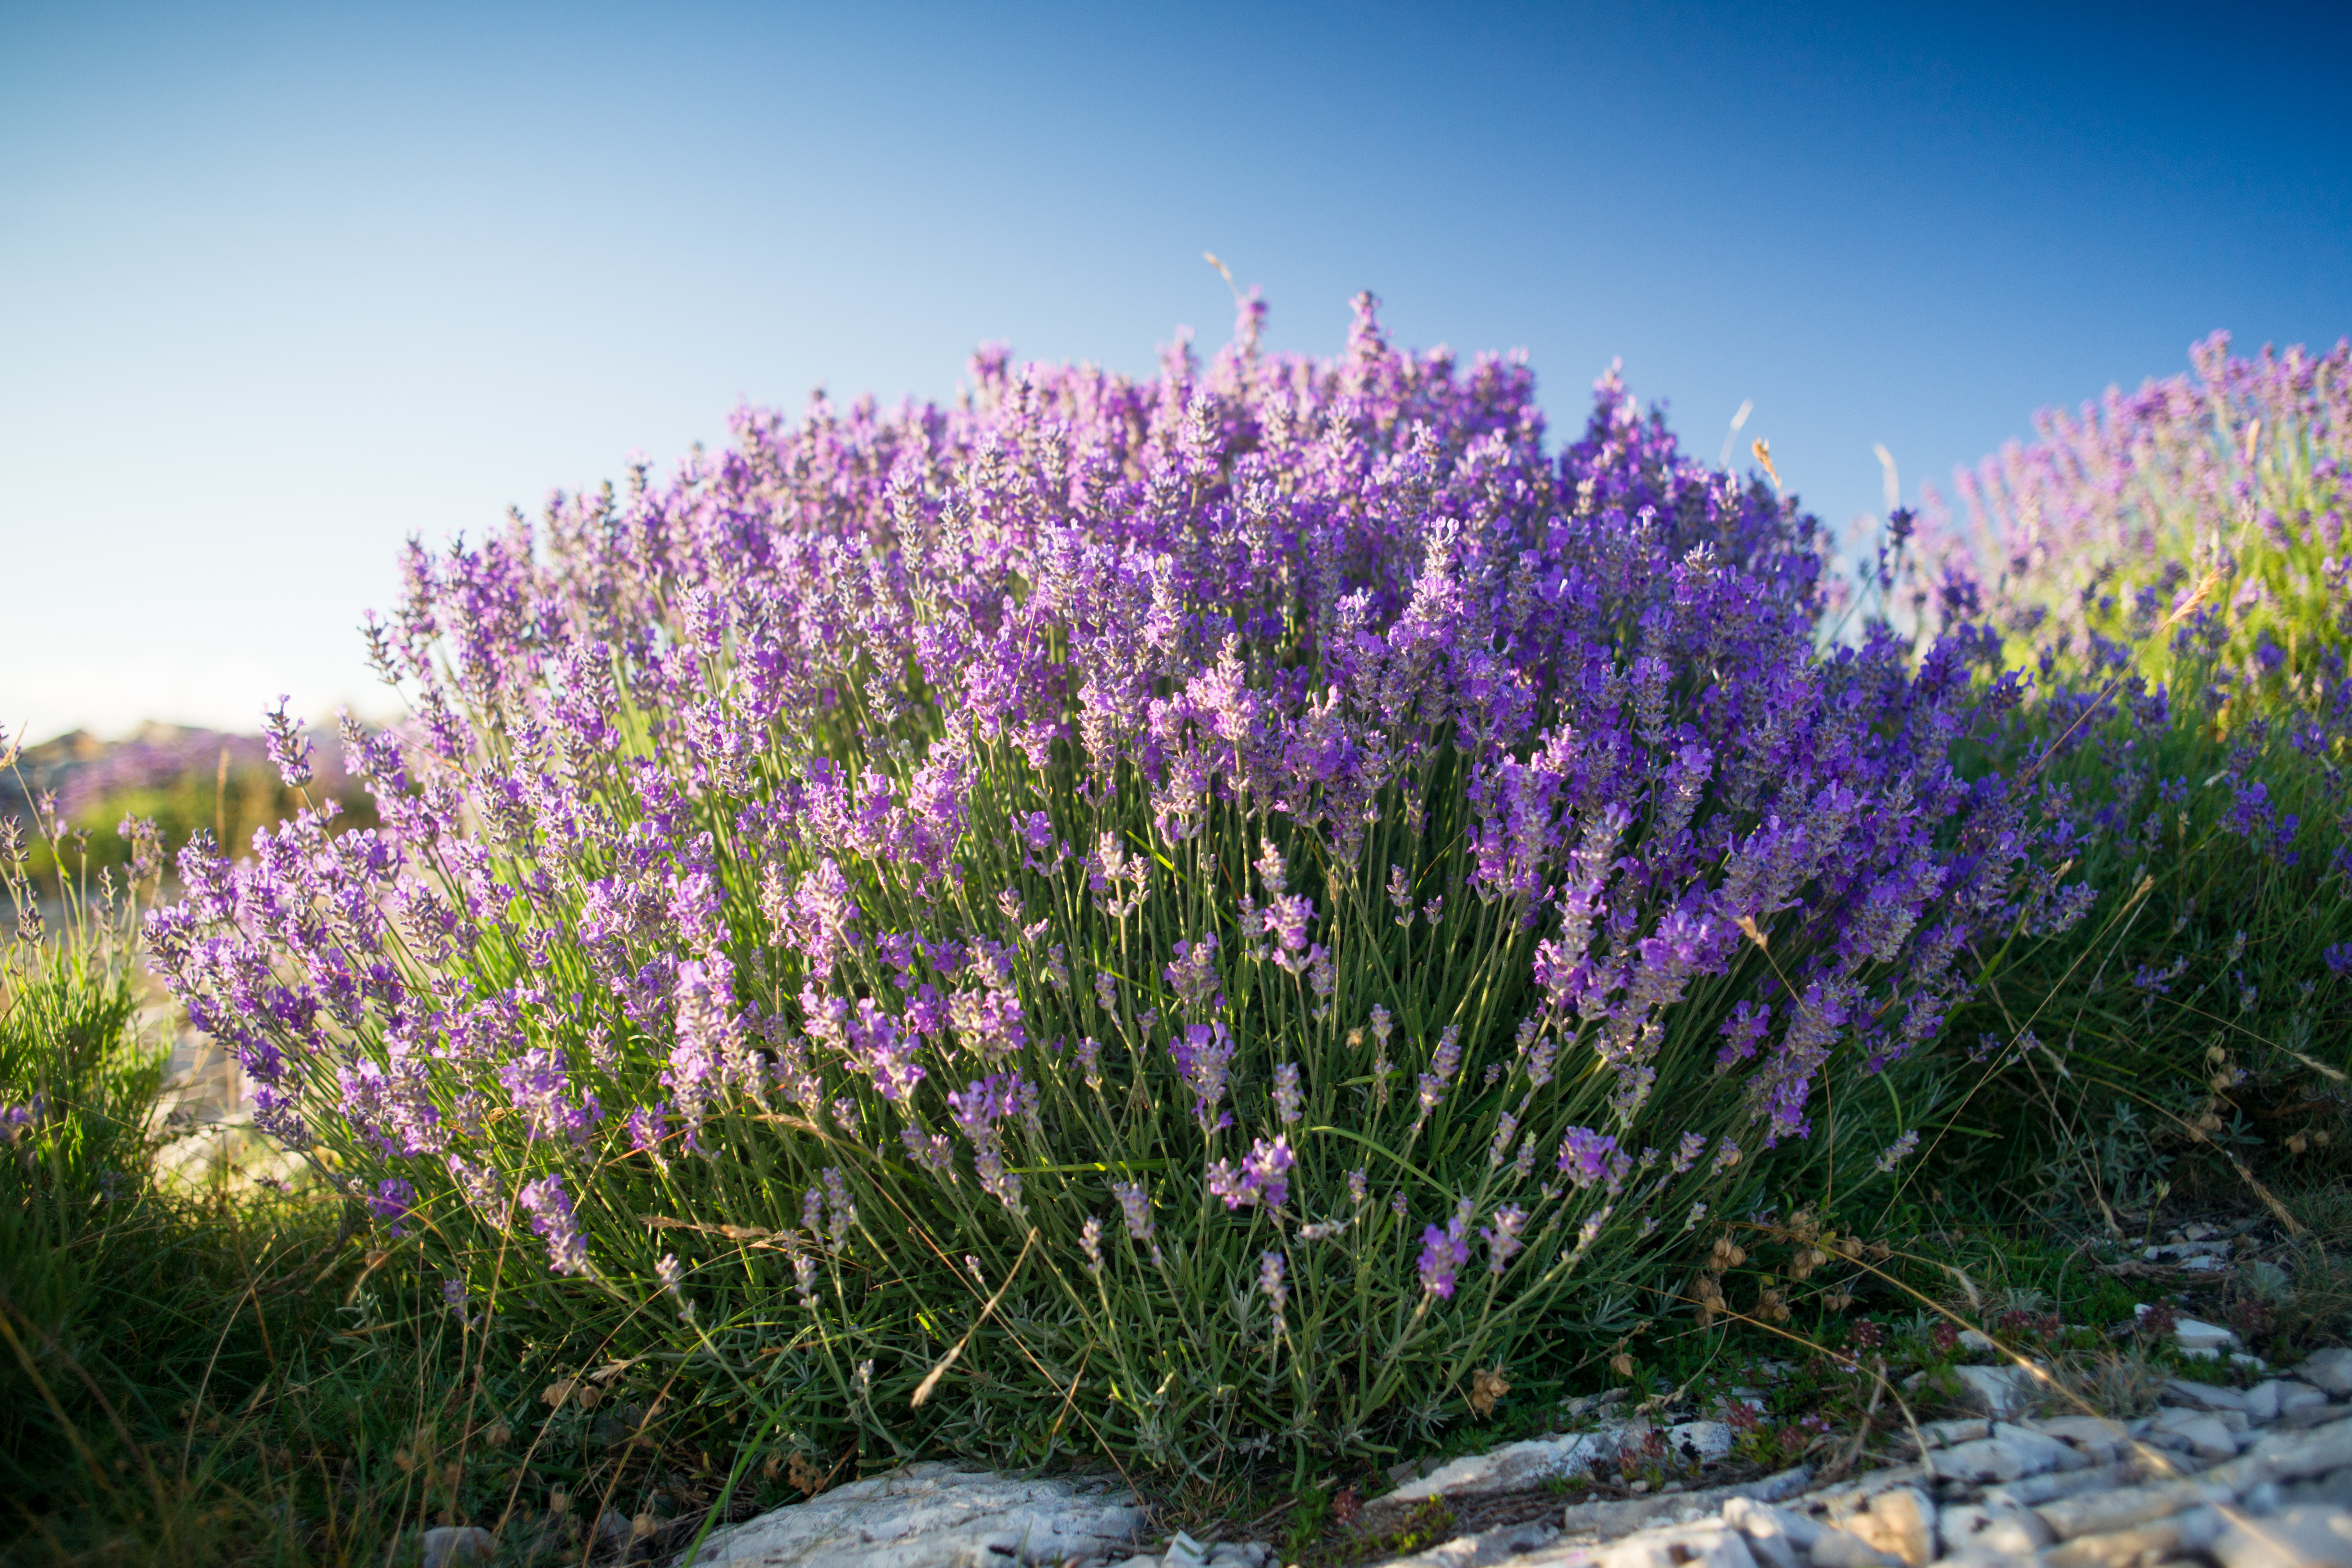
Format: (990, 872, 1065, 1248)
(518, 1174, 591, 1277)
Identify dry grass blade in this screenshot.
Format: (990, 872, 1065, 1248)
(911, 1227, 1038, 1409)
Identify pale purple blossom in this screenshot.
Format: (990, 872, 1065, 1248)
(1206, 1135, 1294, 1210)
(518, 1174, 590, 1277)
(1260, 1251, 1288, 1313)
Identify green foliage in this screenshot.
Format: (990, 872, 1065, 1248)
(1923, 633, 2352, 1217)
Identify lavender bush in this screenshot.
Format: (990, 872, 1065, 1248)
(147, 295, 2056, 1475)
(1912, 334, 2352, 1209)
(3, 719, 371, 887)
(1936, 331, 2352, 695)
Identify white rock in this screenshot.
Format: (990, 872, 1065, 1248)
(1936, 1501, 2052, 1556)
(1586, 1524, 1762, 1568)
(1163, 1531, 1211, 1568)
(2244, 1381, 2284, 1423)
(682, 1461, 1144, 1568)
(1387, 1431, 1618, 1505)
(1723, 1497, 1818, 1568)
(2174, 1316, 2243, 1352)
(1913, 1418, 1991, 1448)
(2209, 1504, 2352, 1568)
(1668, 1422, 1734, 1462)
(418, 1526, 493, 1568)
(2149, 1407, 2241, 1461)
(1948, 1364, 2039, 1419)
(1836, 1488, 1933, 1568)
(2237, 1414, 2352, 1482)
(1804, 1528, 1901, 1568)
(2028, 1415, 2130, 1448)
(1928, 1424, 2076, 1484)
(2279, 1381, 2333, 1414)
(2032, 1480, 2233, 1541)
(1955, 1329, 1997, 1354)
(2300, 1348, 2352, 1396)
(2163, 1377, 2248, 1412)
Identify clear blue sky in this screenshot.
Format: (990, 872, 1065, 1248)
(5, 0, 2347, 742)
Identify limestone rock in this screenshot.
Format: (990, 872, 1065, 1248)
(1555, 1469, 1812, 1547)
(1935, 1500, 2051, 1557)
(1909, 1419, 1990, 1449)
(418, 1526, 493, 1568)
(2209, 1504, 2352, 1568)
(2032, 1480, 2231, 1541)
(1833, 1487, 1932, 1568)
(1928, 1424, 2076, 1484)
(1385, 1432, 1620, 1508)
(1667, 1422, 1734, 1463)
(682, 1461, 1143, 1568)
(2172, 1316, 2242, 1353)
(2301, 1349, 2352, 1397)
(2027, 1415, 2130, 1449)
(2040, 1505, 2223, 1568)
(2162, 1377, 2248, 1412)
(2148, 1407, 2240, 1460)
(1947, 1364, 2038, 1419)
(1722, 1498, 1817, 1568)
(1803, 1528, 1900, 1568)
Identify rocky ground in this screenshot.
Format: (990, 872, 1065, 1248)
(618, 1340, 2352, 1568)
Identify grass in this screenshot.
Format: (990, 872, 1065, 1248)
(3, 928, 2342, 1565)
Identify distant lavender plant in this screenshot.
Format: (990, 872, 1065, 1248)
(1930, 331, 2352, 688)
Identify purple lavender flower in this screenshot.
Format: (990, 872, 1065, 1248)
(1480, 1204, 1527, 1274)
(1264, 894, 1317, 970)
(1170, 1020, 1237, 1130)
(499, 1047, 600, 1145)
(1873, 1129, 1921, 1174)
(655, 1253, 692, 1317)
(1164, 933, 1222, 1015)
(367, 1176, 415, 1235)
(262, 696, 314, 789)
(822, 1166, 857, 1250)
(0, 1099, 39, 1143)
(2326, 942, 2352, 977)
(901, 1125, 955, 1177)
(1111, 1179, 1154, 1241)
(1078, 1215, 1104, 1274)
(947, 1073, 1039, 1211)
(846, 996, 925, 1102)
(518, 1174, 590, 1277)
(1416, 1211, 1470, 1299)
(1556, 1126, 1617, 1188)
(1272, 1062, 1303, 1125)
(1413, 1024, 1463, 1129)
(1260, 1251, 1288, 1313)
(627, 1104, 670, 1167)
(1206, 1136, 1294, 1210)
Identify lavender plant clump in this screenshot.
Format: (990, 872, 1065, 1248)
(146, 292, 2068, 1469)
(1903, 333, 2352, 1192)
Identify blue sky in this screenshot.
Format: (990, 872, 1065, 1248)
(4, 0, 2347, 742)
